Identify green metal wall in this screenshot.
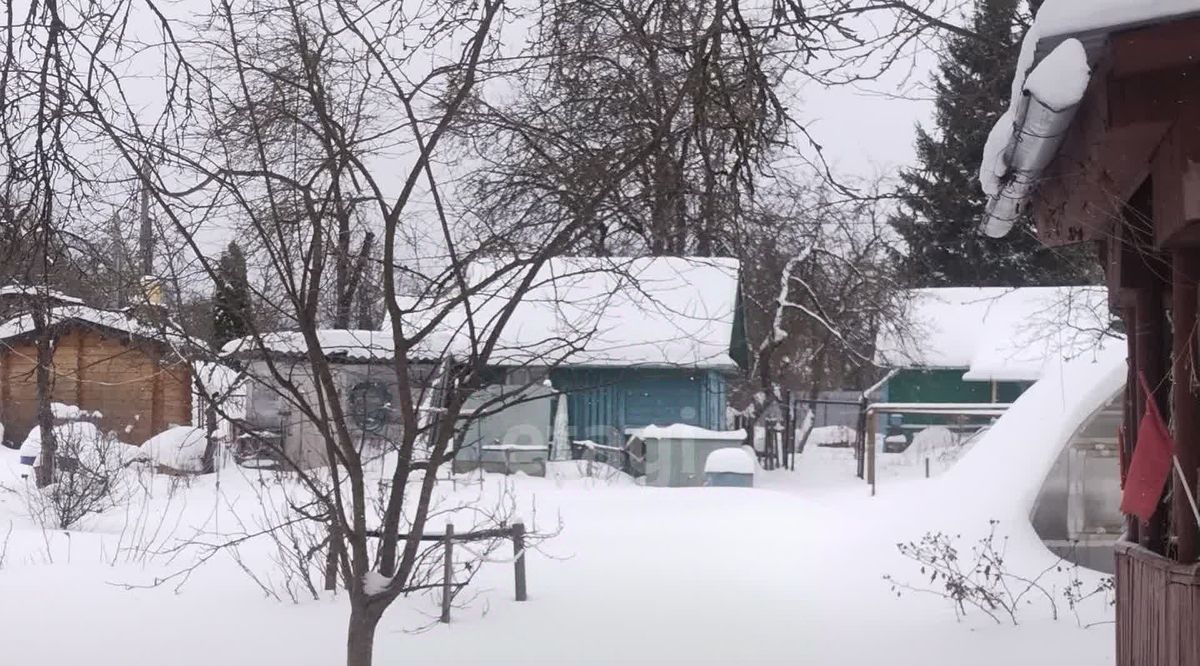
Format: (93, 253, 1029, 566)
(885, 368, 1031, 426)
(549, 367, 728, 446)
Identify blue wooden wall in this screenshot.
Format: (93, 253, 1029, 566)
(549, 367, 728, 446)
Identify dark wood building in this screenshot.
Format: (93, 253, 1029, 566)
(0, 304, 191, 447)
(981, 7, 1200, 666)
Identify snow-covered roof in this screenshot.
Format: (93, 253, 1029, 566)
(0, 285, 84, 305)
(470, 256, 739, 368)
(875, 286, 1114, 383)
(229, 259, 739, 368)
(0, 304, 190, 349)
(704, 447, 755, 475)
(979, 0, 1200, 237)
(221, 329, 410, 363)
(640, 424, 746, 442)
(384, 256, 740, 369)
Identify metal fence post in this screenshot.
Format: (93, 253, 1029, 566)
(441, 524, 454, 623)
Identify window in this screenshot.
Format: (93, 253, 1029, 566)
(349, 381, 391, 433)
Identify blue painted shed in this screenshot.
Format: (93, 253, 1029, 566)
(549, 367, 729, 446)
(391, 255, 743, 454)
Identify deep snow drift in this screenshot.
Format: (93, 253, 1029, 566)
(0, 345, 1123, 665)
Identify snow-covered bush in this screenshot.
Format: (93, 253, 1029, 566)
(17, 422, 138, 529)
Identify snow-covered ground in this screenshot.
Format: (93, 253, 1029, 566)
(0, 349, 1122, 665)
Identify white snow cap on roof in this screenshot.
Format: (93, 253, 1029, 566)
(468, 256, 738, 368)
(704, 447, 755, 475)
(0, 284, 83, 304)
(380, 256, 740, 368)
(1022, 38, 1089, 111)
(875, 286, 1113, 383)
(1032, 0, 1200, 38)
(222, 329, 401, 361)
(0, 304, 188, 348)
(641, 424, 746, 441)
(229, 257, 738, 368)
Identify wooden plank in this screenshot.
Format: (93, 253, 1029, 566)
(0, 346, 9, 444)
(1110, 65, 1200, 129)
(1136, 285, 1170, 553)
(512, 522, 527, 602)
(150, 349, 164, 437)
(1172, 248, 1200, 563)
(1124, 307, 1141, 543)
(1111, 18, 1200, 79)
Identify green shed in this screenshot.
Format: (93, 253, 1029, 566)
(874, 286, 1110, 430)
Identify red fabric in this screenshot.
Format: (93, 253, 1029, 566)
(1120, 374, 1175, 523)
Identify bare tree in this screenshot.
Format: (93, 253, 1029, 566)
(0, 0, 1002, 663)
(732, 179, 909, 463)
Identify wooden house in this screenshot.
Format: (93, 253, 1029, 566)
(980, 5, 1200, 664)
(0, 303, 192, 447)
(231, 256, 740, 470)
(225, 330, 437, 468)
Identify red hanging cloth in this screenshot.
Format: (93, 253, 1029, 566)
(1120, 373, 1175, 523)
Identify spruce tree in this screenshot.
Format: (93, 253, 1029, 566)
(890, 0, 1096, 288)
(212, 241, 252, 347)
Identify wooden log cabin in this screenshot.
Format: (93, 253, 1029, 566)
(980, 5, 1200, 665)
(0, 301, 191, 447)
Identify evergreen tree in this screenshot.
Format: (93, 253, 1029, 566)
(212, 241, 252, 347)
(890, 0, 1096, 288)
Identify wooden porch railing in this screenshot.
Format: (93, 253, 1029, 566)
(1116, 540, 1200, 666)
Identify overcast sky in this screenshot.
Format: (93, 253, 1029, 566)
(804, 84, 935, 181)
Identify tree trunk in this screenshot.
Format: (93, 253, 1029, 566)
(346, 604, 381, 666)
(201, 394, 219, 474)
(33, 312, 56, 488)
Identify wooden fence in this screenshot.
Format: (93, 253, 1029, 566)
(1115, 540, 1200, 666)
(345, 522, 528, 623)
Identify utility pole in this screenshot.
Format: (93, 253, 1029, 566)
(139, 157, 153, 276)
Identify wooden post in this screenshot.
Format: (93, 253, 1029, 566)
(1136, 285, 1168, 552)
(512, 522, 527, 602)
(441, 524, 454, 623)
(924, 457, 930, 479)
(1123, 302, 1140, 544)
(855, 397, 867, 479)
(866, 408, 876, 496)
(1173, 249, 1200, 562)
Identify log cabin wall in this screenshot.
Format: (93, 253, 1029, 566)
(0, 325, 191, 447)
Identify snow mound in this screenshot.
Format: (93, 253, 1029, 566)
(1023, 38, 1089, 110)
(704, 448, 754, 475)
(900, 427, 959, 463)
(806, 425, 855, 447)
(141, 426, 210, 473)
(19, 422, 140, 468)
(544, 460, 636, 485)
(938, 341, 1126, 521)
(51, 402, 102, 421)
